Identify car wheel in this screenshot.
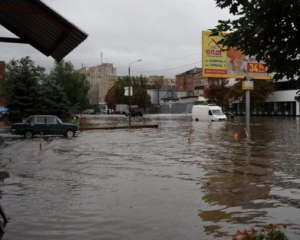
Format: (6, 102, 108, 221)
(24, 130, 33, 139)
(65, 130, 74, 138)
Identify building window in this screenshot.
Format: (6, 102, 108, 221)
(275, 81, 300, 90)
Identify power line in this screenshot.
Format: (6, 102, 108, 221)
(131, 53, 200, 66)
(117, 53, 200, 69)
(131, 61, 201, 73)
(101, 49, 200, 60)
(33, 49, 203, 76)
(64, 51, 201, 65)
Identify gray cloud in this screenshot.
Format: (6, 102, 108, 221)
(0, 0, 232, 78)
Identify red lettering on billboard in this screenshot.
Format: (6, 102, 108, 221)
(206, 49, 222, 56)
(247, 62, 266, 73)
(204, 69, 227, 74)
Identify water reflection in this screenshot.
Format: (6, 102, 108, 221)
(191, 116, 300, 238)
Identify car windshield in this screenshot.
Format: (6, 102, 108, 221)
(56, 117, 63, 123)
(25, 117, 33, 123)
(212, 109, 224, 115)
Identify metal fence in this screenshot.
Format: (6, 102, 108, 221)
(146, 102, 194, 114)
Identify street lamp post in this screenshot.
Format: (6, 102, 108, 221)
(128, 59, 142, 127)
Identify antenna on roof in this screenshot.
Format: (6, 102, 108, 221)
(101, 52, 103, 64)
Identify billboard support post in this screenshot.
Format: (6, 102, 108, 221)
(245, 77, 252, 135)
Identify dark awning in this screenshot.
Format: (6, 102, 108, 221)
(0, 0, 88, 61)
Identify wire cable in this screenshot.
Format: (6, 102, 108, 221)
(131, 61, 201, 73)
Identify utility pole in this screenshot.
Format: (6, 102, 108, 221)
(128, 59, 142, 127)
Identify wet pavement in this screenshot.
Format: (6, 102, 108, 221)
(0, 114, 300, 239)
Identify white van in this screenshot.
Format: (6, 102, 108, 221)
(192, 104, 227, 122)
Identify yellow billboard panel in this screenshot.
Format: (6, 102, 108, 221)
(202, 31, 270, 80)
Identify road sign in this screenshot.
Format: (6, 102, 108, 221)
(229, 99, 233, 108)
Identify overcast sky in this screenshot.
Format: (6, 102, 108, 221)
(0, 0, 233, 78)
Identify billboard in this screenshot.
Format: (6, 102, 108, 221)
(202, 31, 270, 80)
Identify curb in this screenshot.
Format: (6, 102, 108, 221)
(79, 124, 158, 131)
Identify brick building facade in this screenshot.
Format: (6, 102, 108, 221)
(175, 67, 207, 96)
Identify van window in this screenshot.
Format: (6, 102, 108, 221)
(212, 109, 223, 115)
(209, 110, 212, 115)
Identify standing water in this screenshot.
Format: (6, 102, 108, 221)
(0, 114, 300, 240)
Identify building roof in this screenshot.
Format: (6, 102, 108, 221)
(0, 0, 88, 61)
(162, 89, 179, 101)
(176, 67, 202, 76)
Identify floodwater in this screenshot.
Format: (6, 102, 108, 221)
(0, 114, 300, 240)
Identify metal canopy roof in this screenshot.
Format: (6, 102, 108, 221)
(0, 0, 88, 61)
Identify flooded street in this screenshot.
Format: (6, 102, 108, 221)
(0, 114, 300, 240)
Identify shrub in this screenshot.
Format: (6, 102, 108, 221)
(232, 223, 288, 240)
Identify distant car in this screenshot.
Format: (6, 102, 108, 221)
(11, 115, 79, 139)
(82, 109, 95, 114)
(124, 107, 144, 117)
(87, 109, 95, 114)
(0, 106, 8, 115)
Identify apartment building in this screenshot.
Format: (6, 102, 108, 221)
(148, 75, 176, 90)
(78, 63, 117, 105)
(175, 67, 207, 98)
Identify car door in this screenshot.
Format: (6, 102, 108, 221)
(33, 116, 46, 135)
(45, 116, 61, 135)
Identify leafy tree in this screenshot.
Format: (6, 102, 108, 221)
(4, 57, 78, 121)
(48, 60, 90, 113)
(5, 56, 46, 81)
(113, 75, 152, 110)
(0, 76, 5, 101)
(150, 76, 165, 90)
(37, 80, 72, 121)
(203, 78, 230, 110)
(3, 56, 46, 102)
(131, 75, 151, 109)
(4, 57, 46, 120)
(229, 79, 275, 111)
(114, 76, 129, 105)
(105, 86, 117, 110)
(131, 75, 149, 89)
(211, 1, 300, 82)
(132, 88, 151, 110)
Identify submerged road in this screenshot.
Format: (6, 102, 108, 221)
(0, 114, 299, 239)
